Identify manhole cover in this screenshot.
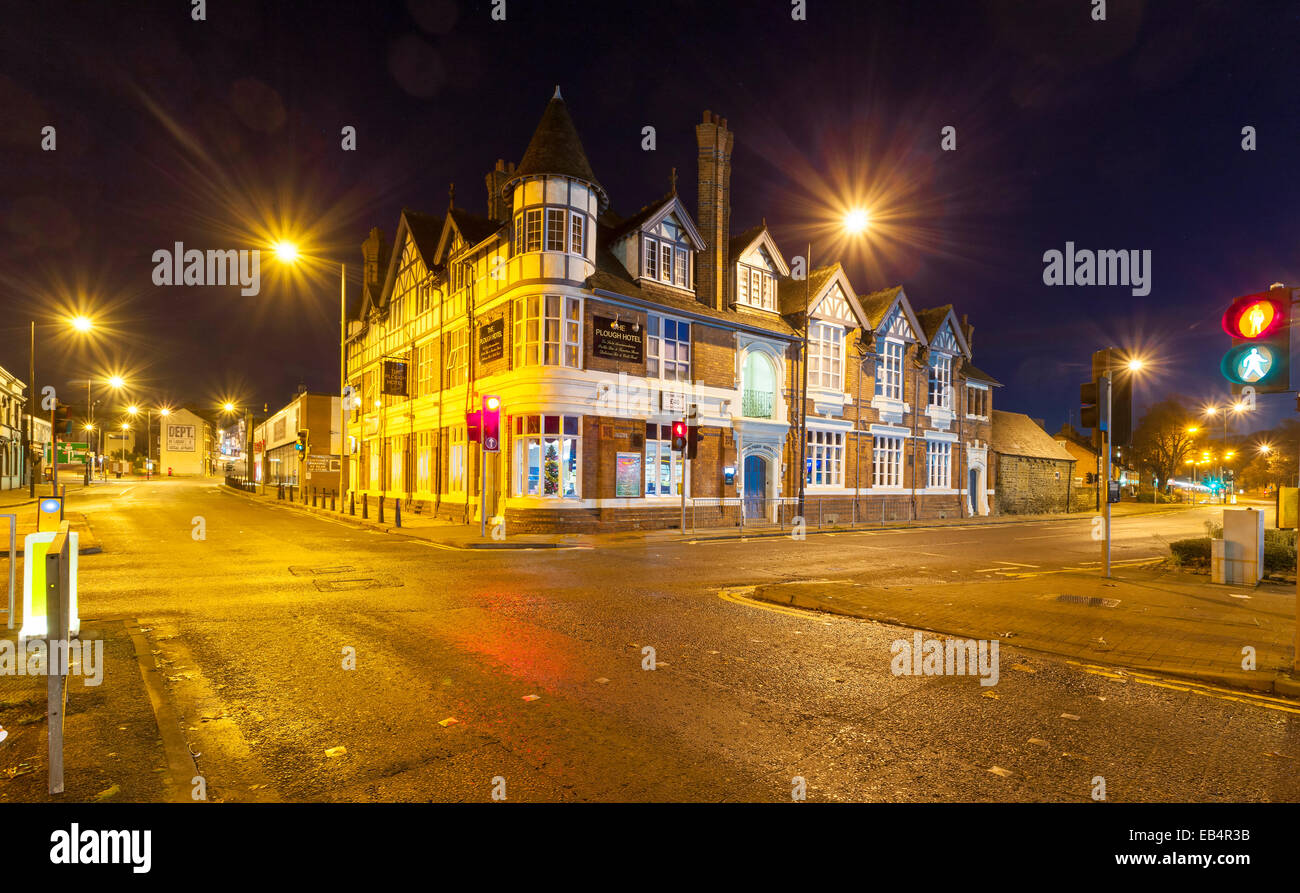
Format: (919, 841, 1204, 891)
(313, 578, 405, 592)
(289, 565, 356, 576)
(1056, 594, 1120, 608)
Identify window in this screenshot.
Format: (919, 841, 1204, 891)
(642, 236, 690, 287)
(742, 352, 776, 418)
(967, 386, 989, 418)
(647, 314, 690, 381)
(737, 265, 775, 310)
(525, 209, 542, 252)
(645, 423, 684, 496)
(570, 213, 585, 256)
(446, 328, 468, 388)
(808, 322, 843, 391)
(873, 435, 904, 488)
(546, 209, 566, 251)
(926, 440, 952, 488)
(805, 429, 844, 487)
(514, 414, 580, 498)
(513, 295, 581, 367)
(449, 425, 466, 492)
(513, 216, 524, 256)
(929, 354, 952, 409)
(875, 339, 904, 401)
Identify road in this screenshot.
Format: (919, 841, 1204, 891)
(65, 479, 1300, 801)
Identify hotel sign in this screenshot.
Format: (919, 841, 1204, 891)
(592, 316, 643, 363)
(382, 360, 408, 396)
(479, 318, 505, 364)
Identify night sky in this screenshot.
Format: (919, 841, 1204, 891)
(3, 0, 1298, 433)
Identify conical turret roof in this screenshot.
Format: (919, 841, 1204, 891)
(507, 87, 608, 208)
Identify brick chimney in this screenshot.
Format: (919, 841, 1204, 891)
(361, 227, 387, 294)
(695, 110, 733, 311)
(485, 159, 516, 221)
(961, 313, 974, 353)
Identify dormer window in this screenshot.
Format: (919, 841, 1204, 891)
(643, 236, 691, 288)
(738, 265, 775, 310)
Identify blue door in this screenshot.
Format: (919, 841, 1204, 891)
(743, 455, 766, 517)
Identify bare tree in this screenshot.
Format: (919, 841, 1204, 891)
(1132, 397, 1199, 491)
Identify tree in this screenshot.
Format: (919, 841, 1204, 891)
(1131, 397, 1199, 491)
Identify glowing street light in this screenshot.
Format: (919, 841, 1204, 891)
(70, 315, 93, 332)
(273, 241, 300, 264)
(842, 208, 869, 235)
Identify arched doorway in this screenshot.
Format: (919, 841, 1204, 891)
(743, 454, 768, 517)
(742, 351, 776, 419)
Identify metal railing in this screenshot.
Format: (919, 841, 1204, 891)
(741, 389, 775, 419)
(688, 495, 917, 533)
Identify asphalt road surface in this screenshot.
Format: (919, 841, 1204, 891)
(72, 479, 1299, 802)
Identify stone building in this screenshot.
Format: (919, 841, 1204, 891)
(991, 411, 1078, 514)
(252, 390, 341, 492)
(0, 364, 25, 491)
(1055, 423, 1102, 511)
(156, 407, 214, 477)
(343, 89, 1002, 532)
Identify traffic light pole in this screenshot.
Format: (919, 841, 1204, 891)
(680, 413, 687, 532)
(1103, 374, 1112, 579)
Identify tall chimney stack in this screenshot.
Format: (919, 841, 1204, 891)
(695, 111, 733, 311)
(485, 159, 515, 221)
(361, 227, 387, 294)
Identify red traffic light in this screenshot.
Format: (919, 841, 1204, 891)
(671, 420, 687, 452)
(1223, 293, 1285, 340)
(481, 395, 501, 452)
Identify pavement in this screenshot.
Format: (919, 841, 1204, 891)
(1, 477, 1296, 802)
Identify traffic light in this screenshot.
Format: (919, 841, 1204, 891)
(671, 420, 687, 452)
(296, 428, 308, 459)
(1080, 378, 1109, 432)
(482, 395, 500, 452)
(467, 410, 482, 444)
(1221, 287, 1291, 393)
(1085, 472, 1096, 485)
(685, 424, 700, 460)
(53, 402, 72, 437)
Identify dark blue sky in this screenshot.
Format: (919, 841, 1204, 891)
(3, 0, 1298, 432)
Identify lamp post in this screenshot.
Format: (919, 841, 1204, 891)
(17, 315, 94, 496)
(128, 404, 166, 480)
(272, 242, 349, 501)
(796, 209, 869, 520)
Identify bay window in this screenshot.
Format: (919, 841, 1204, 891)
(875, 339, 904, 401)
(513, 294, 581, 367)
(926, 440, 952, 488)
(645, 423, 685, 496)
(524, 209, 542, 252)
(570, 213, 585, 255)
(514, 414, 580, 498)
(805, 429, 844, 487)
(873, 435, 904, 488)
(546, 209, 566, 251)
(647, 314, 690, 381)
(808, 322, 843, 391)
(642, 236, 691, 288)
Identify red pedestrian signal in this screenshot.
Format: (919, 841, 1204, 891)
(1221, 288, 1290, 393)
(671, 420, 687, 452)
(686, 424, 700, 460)
(467, 410, 482, 444)
(482, 395, 501, 453)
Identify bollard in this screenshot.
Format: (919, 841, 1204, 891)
(311, 487, 317, 507)
(395, 498, 402, 528)
(362, 496, 368, 520)
(378, 497, 385, 524)
(350, 491, 356, 516)
(290, 485, 296, 503)
(331, 489, 337, 512)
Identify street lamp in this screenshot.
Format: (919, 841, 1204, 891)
(220, 403, 255, 489)
(17, 314, 95, 496)
(797, 209, 871, 519)
(271, 242, 349, 501)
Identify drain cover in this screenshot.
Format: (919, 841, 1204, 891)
(1056, 594, 1120, 608)
(314, 578, 404, 592)
(289, 565, 356, 576)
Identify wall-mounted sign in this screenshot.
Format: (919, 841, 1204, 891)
(306, 454, 340, 473)
(593, 316, 644, 363)
(273, 418, 286, 442)
(166, 424, 195, 452)
(382, 360, 408, 396)
(662, 390, 686, 414)
(479, 318, 505, 364)
(615, 452, 642, 497)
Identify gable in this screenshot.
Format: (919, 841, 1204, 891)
(930, 320, 960, 353)
(811, 281, 856, 326)
(733, 228, 791, 278)
(882, 304, 916, 340)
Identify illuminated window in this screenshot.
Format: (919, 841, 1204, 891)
(808, 322, 843, 391)
(513, 414, 580, 498)
(928, 354, 952, 409)
(445, 328, 468, 388)
(966, 386, 989, 418)
(643, 238, 658, 280)
(805, 429, 844, 487)
(645, 423, 684, 496)
(449, 425, 466, 492)
(926, 441, 952, 488)
(873, 435, 903, 488)
(546, 209, 566, 251)
(875, 339, 904, 401)
(647, 314, 690, 381)
(570, 213, 585, 256)
(642, 236, 691, 287)
(524, 209, 543, 252)
(513, 295, 581, 367)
